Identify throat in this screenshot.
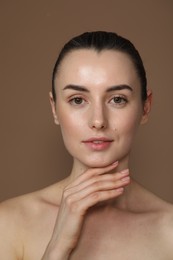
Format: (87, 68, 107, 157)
(90, 181, 133, 213)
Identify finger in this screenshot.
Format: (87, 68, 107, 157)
(75, 188, 124, 215)
(67, 161, 119, 188)
(65, 175, 130, 204)
(75, 169, 129, 192)
(64, 169, 129, 198)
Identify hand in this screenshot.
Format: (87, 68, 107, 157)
(43, 162, 130, 259)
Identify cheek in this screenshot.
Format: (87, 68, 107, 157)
(58, 107, 85, 130)
(57, 107, 85, 147)
(113, 106, 143, 136)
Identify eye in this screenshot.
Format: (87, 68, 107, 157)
(69, 97, 85, 105)
(110, 96, 128, 106)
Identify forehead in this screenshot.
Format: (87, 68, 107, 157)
(55, 49, 139, 88)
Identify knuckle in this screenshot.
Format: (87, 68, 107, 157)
(65, 195, 73, 206)
(72, 202, 81, 213)
(63, 189, 70, 199)
(113, 173, 121, 180)
(93, 181, 100, 189)
(91, 192, 99, 202)
(65, 195, 80, 212)
(114, 180, 122, 188)
(67, 199, 80, 213)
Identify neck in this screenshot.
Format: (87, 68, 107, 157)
(64, 157, 135, 211)
(68, 157, 130, 182)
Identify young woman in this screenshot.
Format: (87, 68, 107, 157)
(0, 31, 173, 260)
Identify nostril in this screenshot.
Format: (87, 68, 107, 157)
(89, 107, 107, 130)
(90, 120, 107, 130)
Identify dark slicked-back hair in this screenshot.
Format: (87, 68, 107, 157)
(52, 31, 147, 102)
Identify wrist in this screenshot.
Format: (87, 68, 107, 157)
(42, 239, 72, 260)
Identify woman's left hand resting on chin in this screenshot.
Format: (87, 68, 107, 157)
(42, 161, 130, 260)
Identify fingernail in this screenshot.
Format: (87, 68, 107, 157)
(120, 169, 129, 175)
(117, 187, 124, 193)
(122, 176, 130, 183)
(112, 161, 118, 165)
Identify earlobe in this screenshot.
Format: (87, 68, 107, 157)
(49, 92, 59, 125)
(140, 89, 153, 125)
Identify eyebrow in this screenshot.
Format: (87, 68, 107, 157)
(63, 84, 133, 92)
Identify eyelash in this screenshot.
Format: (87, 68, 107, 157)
(68, 95, 128, 107)
(110, 96, 128, 105)
(69, 96, 86, 106)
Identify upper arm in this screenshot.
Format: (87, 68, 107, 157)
(0, 201, 23, 259)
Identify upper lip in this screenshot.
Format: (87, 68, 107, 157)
(82, 137, 113, 142)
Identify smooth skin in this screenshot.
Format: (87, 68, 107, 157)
(0, 50, 173, 260)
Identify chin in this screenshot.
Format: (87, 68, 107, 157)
(81, 157, 116, 168)
(76, 152, 130, 169)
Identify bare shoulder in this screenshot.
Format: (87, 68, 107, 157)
(134, 181, 173, 254)
(0, 193, 34, 259)
(0, 180, 65, 229)
(155, 198, 173, 257)
(157, 197, 173, 241)
(0, 179, 66, 259)
(0, 177, 67, 220)
(154, 195, 173, 233)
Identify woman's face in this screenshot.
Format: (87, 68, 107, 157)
(51, 49, 151, 168)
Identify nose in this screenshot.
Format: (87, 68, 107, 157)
(89, 103, 108, 130)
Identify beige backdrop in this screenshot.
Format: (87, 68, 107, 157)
(0, 0, 173, 203)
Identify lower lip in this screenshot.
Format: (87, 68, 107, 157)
(83, 141, 113, 151)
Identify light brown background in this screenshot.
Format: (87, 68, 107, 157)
(0, 0, 172, 203)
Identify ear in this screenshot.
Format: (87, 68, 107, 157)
(140, 89, 153, 125)
(49, 92, 59, 125)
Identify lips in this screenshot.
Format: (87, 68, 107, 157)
(82, 137, 113, 151)
(83, 137, 113, 142)
(91, 140, 107, 144)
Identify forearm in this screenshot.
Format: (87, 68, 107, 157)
(42, 251, 70, 260)
(41, 240, 72, 260)
(41, 163, 129, 259)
